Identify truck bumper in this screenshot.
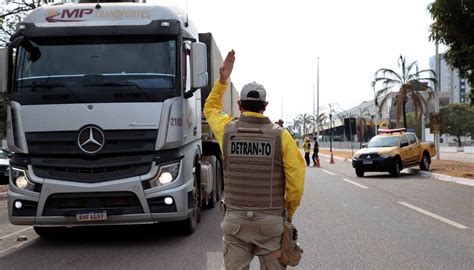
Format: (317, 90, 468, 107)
(8, 167, 194, 227)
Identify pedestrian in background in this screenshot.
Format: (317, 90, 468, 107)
(303, 137, 311, 166)
(204, 50, 305, 269)
(312, 139, 319, 167)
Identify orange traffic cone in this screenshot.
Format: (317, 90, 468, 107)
(330, 153, 335, 164)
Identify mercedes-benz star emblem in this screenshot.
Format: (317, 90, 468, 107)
(77, 126, 105, 154)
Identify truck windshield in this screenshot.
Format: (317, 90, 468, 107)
(367, 136, 400, 148)
(14, 36, 177, 104)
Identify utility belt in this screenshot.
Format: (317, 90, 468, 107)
(220, 202, 285, 217)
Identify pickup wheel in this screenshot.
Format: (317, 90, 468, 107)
(419, 153, 430, 171)
(355, 168, 365, 177)
(390, 158, 402, 177)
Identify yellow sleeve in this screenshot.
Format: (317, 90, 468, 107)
(281, 129, 305, 218)
(203, 80, 235, 151)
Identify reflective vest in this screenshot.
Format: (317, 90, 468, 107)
(222, 115, 285, 210)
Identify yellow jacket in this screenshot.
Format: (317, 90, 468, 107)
(204, 80, 305, 218)
(303, 140, 311, 153)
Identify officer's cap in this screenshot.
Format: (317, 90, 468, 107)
(240, 82, 266, 102)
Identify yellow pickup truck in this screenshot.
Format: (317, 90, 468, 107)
(352, 129, 436, 177)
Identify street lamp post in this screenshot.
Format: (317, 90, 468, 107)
(329, 113, 334, 164)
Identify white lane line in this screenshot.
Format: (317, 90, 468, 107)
(0, 226, 33, 241)
(321, 169, 336, 176)
(342, 178, 369, 189)
(397, 202, 469, 229)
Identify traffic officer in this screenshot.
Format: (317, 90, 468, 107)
(204, 50, 305, 270)
(303, 137, 311, 166)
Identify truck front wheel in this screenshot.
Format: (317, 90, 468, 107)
(181, 161, 201, 235)
(390, 158, 402, 177)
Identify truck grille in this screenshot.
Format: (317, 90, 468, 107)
(42, 192, 143, 216)
(26, 130, 157, 182)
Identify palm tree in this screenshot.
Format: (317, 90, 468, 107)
(355, 108, 371, 147)
(372, 55, 436, 129)
(294, 113, 314, 138)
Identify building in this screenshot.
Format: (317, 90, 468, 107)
(429, 54, 472, 104)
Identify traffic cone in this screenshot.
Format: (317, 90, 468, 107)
(316, 157, 320, 167)
(330, 153, 335, 164)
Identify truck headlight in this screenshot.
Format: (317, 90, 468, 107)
(150, 162, 180, 187)
(380, 154, 391, 158)
(11, 167, 35, 191)
(353, 153, 360, 159)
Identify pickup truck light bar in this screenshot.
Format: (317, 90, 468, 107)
(377, 128, 407, 134)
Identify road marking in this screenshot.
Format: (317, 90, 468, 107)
(0, 226, 33, 241)
(342, 178, 369, 189)
(321, 169, 336, 176)
(397, 202, 469, 229)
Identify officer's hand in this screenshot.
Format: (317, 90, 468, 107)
(219, 50, 235, 84)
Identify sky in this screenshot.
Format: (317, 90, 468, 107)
(1, 0, 441, 124)
(175, 0, 440, 124)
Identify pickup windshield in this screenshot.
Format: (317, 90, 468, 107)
(14, 36, 177, 104)
(367, 136, 400, 148)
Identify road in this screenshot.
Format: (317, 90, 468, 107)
(0, 159, 472, 269)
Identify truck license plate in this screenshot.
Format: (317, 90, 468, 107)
(76, 212, 107, 222)
(363, 160, 373, 165)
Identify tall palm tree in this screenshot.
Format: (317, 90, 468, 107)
(294, 113, 314, 137)
(355, 108, 371, 147)
(372, 55, 436, 129)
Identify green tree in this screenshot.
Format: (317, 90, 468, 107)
(294, 113, 314, 138)
(373, 55, 436, 129)
(440, 103, 474, 147)
(1, 1, 48, 46)
(402, 112, 423, 139)
(428, 0, 474, 106)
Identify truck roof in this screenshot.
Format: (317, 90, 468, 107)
(21, 2, 196, 33)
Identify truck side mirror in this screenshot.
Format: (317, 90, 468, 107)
(0, 48, 8, 93)
(190, 42, 208, 89)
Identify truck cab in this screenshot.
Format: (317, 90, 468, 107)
(0, 1, 228, 236)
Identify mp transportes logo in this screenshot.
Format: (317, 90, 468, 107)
(46, 9, 94, 23)
(77, 126, 105, 154)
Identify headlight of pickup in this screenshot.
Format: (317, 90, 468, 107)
(150, 161, 181, 188)
(353, 153, 360, 159)
(11, 167, 36, 191)
(380, 153, 391, 158)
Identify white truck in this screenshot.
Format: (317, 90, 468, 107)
(0, 0, 238, 236)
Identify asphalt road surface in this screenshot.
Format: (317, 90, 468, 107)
(0, 158, 472, 269)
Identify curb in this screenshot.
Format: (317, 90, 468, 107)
(319, 154, 474, 187)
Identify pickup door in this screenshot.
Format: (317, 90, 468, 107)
(407, 134, 422, 164)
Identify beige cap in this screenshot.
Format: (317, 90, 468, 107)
(240, 82, 266, 101)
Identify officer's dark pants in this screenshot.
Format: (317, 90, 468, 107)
(312, 152, 318, 165)
(221, 210, 286, 270)
(304, 152, 310, 166)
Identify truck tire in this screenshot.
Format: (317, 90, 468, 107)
(419, 153, 430, 171)
(181, 161, 200, 235)
(390, 158, 402, 177)
(355, 168, 365, 177)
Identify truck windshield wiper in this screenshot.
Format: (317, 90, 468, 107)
(30, 82, 85, 103)
(84, 81, 152, 101)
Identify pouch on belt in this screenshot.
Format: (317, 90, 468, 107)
(278, 220, 303, 266)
